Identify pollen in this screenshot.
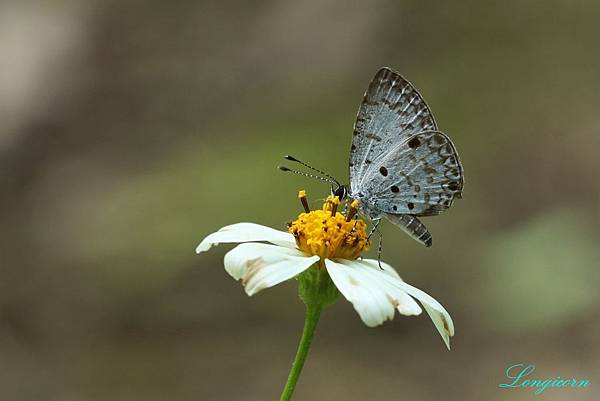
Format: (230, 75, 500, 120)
(289, 192, 369, 260)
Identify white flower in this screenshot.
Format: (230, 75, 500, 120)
(196, 213, 455, 349)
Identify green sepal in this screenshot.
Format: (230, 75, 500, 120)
(297, 261, 340, 307)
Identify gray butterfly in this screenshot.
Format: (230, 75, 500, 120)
(280, 67, 463, 247)
(348, 67, 463, 246)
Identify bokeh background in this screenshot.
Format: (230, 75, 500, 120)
(1, 1, 599, 400)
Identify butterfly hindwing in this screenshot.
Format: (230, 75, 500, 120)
(350, 67, 437, 193)
(360, 130, 463, 216)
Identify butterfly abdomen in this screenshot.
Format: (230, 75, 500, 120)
(384, 213, 433, 247)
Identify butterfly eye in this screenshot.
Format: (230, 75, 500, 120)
(333, 185, 348, 200)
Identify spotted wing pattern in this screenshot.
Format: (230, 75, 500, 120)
(360, 130, 463, 216)
(350, 67, 437, 193)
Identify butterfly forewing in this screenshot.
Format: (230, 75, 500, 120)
(350, 67, 437, 193)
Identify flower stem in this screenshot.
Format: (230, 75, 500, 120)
(279, 303, 322, 401)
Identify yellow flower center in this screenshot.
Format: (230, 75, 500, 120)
(288, 191, 369, 260)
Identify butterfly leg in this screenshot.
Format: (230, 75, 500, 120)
(368, 219, 384, 269)
(376, 230, 383, 269)
(367, 218, 381, 240)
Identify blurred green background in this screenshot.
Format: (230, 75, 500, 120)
(1, 1, 599, 400)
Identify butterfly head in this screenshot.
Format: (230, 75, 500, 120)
(331, 184, 349, 201)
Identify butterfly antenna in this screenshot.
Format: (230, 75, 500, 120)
(283, 155, 341, 186)
(278, 165, 336, 185)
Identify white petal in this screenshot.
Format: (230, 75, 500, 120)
(361, 259, 402, 279)
(324, 259, 422, 328)
(196, 223, 296, 253)
(358, 261, 455, 350)
(359, 259, 423, 316)
(224, 242, 319, 296)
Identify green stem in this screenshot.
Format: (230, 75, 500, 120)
(279, 303, 323, 401)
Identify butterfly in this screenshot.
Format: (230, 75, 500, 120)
(281, 67, 464, 247)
